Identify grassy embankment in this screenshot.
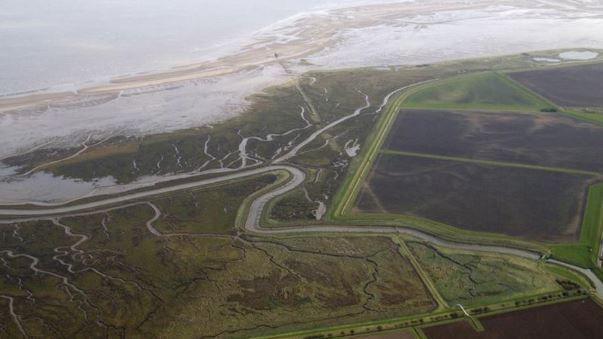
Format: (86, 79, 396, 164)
(551, 183, 603, 269)
(328, 64, 603, 285)
(260, 55, 603, 339)
(259, 289, 588, 339)
(328, 76, 548, 252)
(495, 69, 603, 273)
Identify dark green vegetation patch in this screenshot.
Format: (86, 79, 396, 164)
(422, 298, 603, 339)
(358, 154, 590, 241)
(509, 63, 603, 108)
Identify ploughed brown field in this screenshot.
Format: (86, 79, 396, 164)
(385, 109, 603, 173)
(422, 298, 603, 339)
(508, 63, 603, 108)
(357, 154, 590, 241)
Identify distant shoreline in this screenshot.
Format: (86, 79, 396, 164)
(0, 1, 484, 114)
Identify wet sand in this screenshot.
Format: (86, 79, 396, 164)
(1, 0, 603, 159)
(4, 0, 595, 114)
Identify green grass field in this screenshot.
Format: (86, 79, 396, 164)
(402, 72, 551, 111)
(562, 110, 603, 126)
(551, 183, 603, 269)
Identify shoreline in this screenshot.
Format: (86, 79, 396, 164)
(0, 1, 505, 114)
(1, 0, 603, 160)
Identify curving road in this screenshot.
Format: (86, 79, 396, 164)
(1, 163, 602, 299)
(0, 165, 299, 217)
(242, 169, 603, 298)
(1, 82, 602, 301)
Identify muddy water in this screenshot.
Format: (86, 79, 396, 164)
(1, 0, 384, 95)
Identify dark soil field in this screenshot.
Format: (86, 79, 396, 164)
(508, 63, 603, 108)
(357, 154, 590, 241)
(422, 298, 603, 339)
(385, 109, 603, 173)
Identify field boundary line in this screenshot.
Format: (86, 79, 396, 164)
(338, 214, 546, 252)
(466, 313, 485, 332)
(253, 287, 587, 339)
(395, 237, 450, 310)
(380, 149, 601, 177)
(399, 71, 551, 112)
(332, 80, 437, 218)
(562, 110, 603, 126)
(392, 106, 545, 115)
(411, 327, 427, 339)
(497, 69, 564, 110)
(501, 70, 603, 126)
(494, 71, 559, 110)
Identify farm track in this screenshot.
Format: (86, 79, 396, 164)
(380, 150, 603, 177)
(1, 80, 602, 309)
